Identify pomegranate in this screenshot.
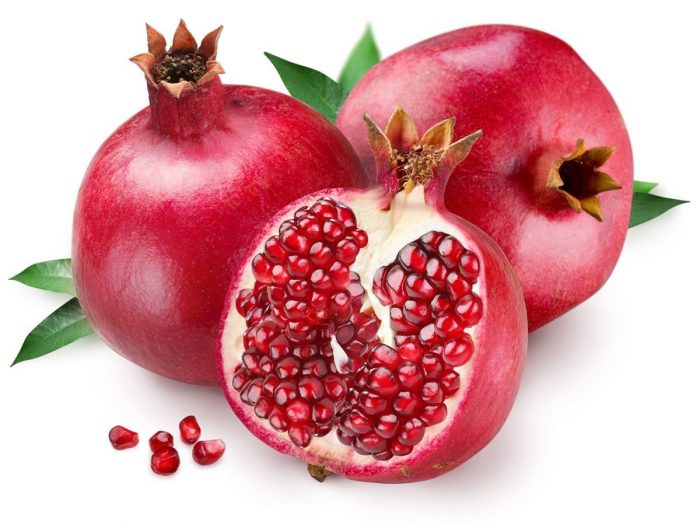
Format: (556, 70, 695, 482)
(179, 415, 201, 444)
(72, 21, 367, 385)
(336, 25, 633, 331)
(108, 425, 139, 450)
(151, 446, 180, 475)
(219, 109, 527, 483)
(149, 431, 174, 452)
(192, 439, 226, 465)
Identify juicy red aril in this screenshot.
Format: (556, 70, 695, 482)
(149, 431, 173, 452)
(192, 439, 226, 466)
(109, 425, 139, 450)
(179, 415, 201, 445)
(236, 206, 483, 460)
(151, 447, 180, 475)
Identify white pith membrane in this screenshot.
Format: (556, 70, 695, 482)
(220, 185, 481, 466)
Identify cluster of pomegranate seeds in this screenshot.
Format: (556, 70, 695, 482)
(109, 425, 139, 450)
(234, 199, 483, 460)
(233, 197, 368, 447)
(109, 416, 225, 475)
(339, 232, 482, 459)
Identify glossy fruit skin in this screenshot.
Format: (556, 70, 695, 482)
(151, 446, 180, 476)
(218, 187, 527, 483)
(73, 79, 367, 385)
(192, 439, 226, 465)
(179, 415, 201, 444)
(337, 25, 633, 330)
(149, 431, 173, 452)
(108, 425, 139, 450)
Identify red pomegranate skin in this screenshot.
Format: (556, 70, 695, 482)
(73, 77, 367, 385)
(337, 25, 633, 330)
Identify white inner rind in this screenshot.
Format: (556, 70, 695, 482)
(221, 186, 479, 465)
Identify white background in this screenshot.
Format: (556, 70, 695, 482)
(1, 1, 698, 523)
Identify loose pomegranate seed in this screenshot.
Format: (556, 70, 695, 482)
(179, 415, 201, 445)
(151, 446, 180, 475)
(192, 439, 226, 466)
(109, 425, 139, 450)
(235, 200, 484, 459)
(149, 431, 174, 452)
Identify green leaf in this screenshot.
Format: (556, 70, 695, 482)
(338, 24, 381, 92)
(633, 180, 659, 193)
(10, 258, 75, 295)
(629, 193, 688, 228)
(265, 52, 348, 122)
(12, 298, 94, 366)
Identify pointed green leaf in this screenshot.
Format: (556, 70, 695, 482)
(10, 258, 75, 295)
(629, 193, 688, 228)
(12, 298, 94, 366)
(265, 52, 348, 122)
(338, 24, 381, 92)
(633, 180, 659, 193)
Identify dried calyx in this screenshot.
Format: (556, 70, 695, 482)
(130, 20, 224, 98)
(547, 139, 621, 221)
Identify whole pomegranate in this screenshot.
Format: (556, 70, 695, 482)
(219, 109, 527, 483)
(72, 22, 367, 385)
(337, 25, 633, 331)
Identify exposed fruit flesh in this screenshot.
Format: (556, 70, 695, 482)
(151, 446, 180, 475)
(192, 439, 226, 465)
(179, 415, 201, 444)
(108, 425, 139, 450)
(149, 431, 174, 452)
(231, 196, 482, 460)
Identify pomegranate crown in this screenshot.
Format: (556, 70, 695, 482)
(364, 107, 482, 197)
(130, 20, 224, 98)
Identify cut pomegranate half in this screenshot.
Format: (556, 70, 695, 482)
(218, 109, 527, 483)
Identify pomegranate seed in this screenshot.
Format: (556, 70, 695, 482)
(109, 425, 139, 450)
(286, 399, 312, 423)
(314, 424, 333, 437)
(346, 409, 373, 434)
(397, 361, 424, 390)
(397, 342, 423, 362)
(288, 425, 313, 447)
(232, 367, 249, 390)
(393, 391, 421, 417)
(422, 353, 444, 379)
(355, 313, 379, 341)
(398, 243, 428, 272)
(264, 236, 287, 262)
(390, 306, 419, 334)
(280, 228, 310, 254)
(310, 268, 332, 290)
(337, 428, 354, 445)
(274, 381, 298, 405)
(324, 374, 348, 400)
(323, 219, 346, 242)
(298, 376, 325, 400)
(455, 293, 483, 326)
(151, 446, 180, 475)
(403, 299, 432, 325)
(426, 258, 448, 286)
(430, 294, 452, 315)
(397, 418, 426, 446)
(245, 378, 263, 404)
(302, 357, 329, 376)
(356, 432, 388, 454)
(269, 407, 289, 431)
(336, 203, 357, 227)
(329, 261, 351, 287)
(438, 235, 464, 268)
(148, 431, 173, 452)
(459, 251, 480, 283)
(443, 336, 475, 367)
(192, 439, 226, 466)
(351, 229, 368, 247)
(179, 415, 201, 445)
(311, 199, 336, 219)
(252, 254, 273, 283)
(312, 398, 335, 424)
(359, 391, 388, 415)
(440, 369, 461, 394)
(235, 289, 255, 316)
(446, 272, 471, 300)
(372, 266, 392, 305)
(367, 367, 400, 397)
(368, 344, 400, 369)
(405, 273, 437, 300)
(421, 381, 445, 404)
(420, 404, 448, 425)
(298, 217, 322, 239)
(373, 450, 394, 461)
(375, 413, 400, 438)
(384, 265, 407, 302)
(287, 279, 312, 299)
(435, 313, 464, 338)
(391, 441, 413, 456)
(309, 242, 334, 268)
(420, 231, 446, 253)
(287, 255, 312, 278)
(419, 323, 441, 345)
(336, 239, 359, 263)
(255, 396, 273, 418)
